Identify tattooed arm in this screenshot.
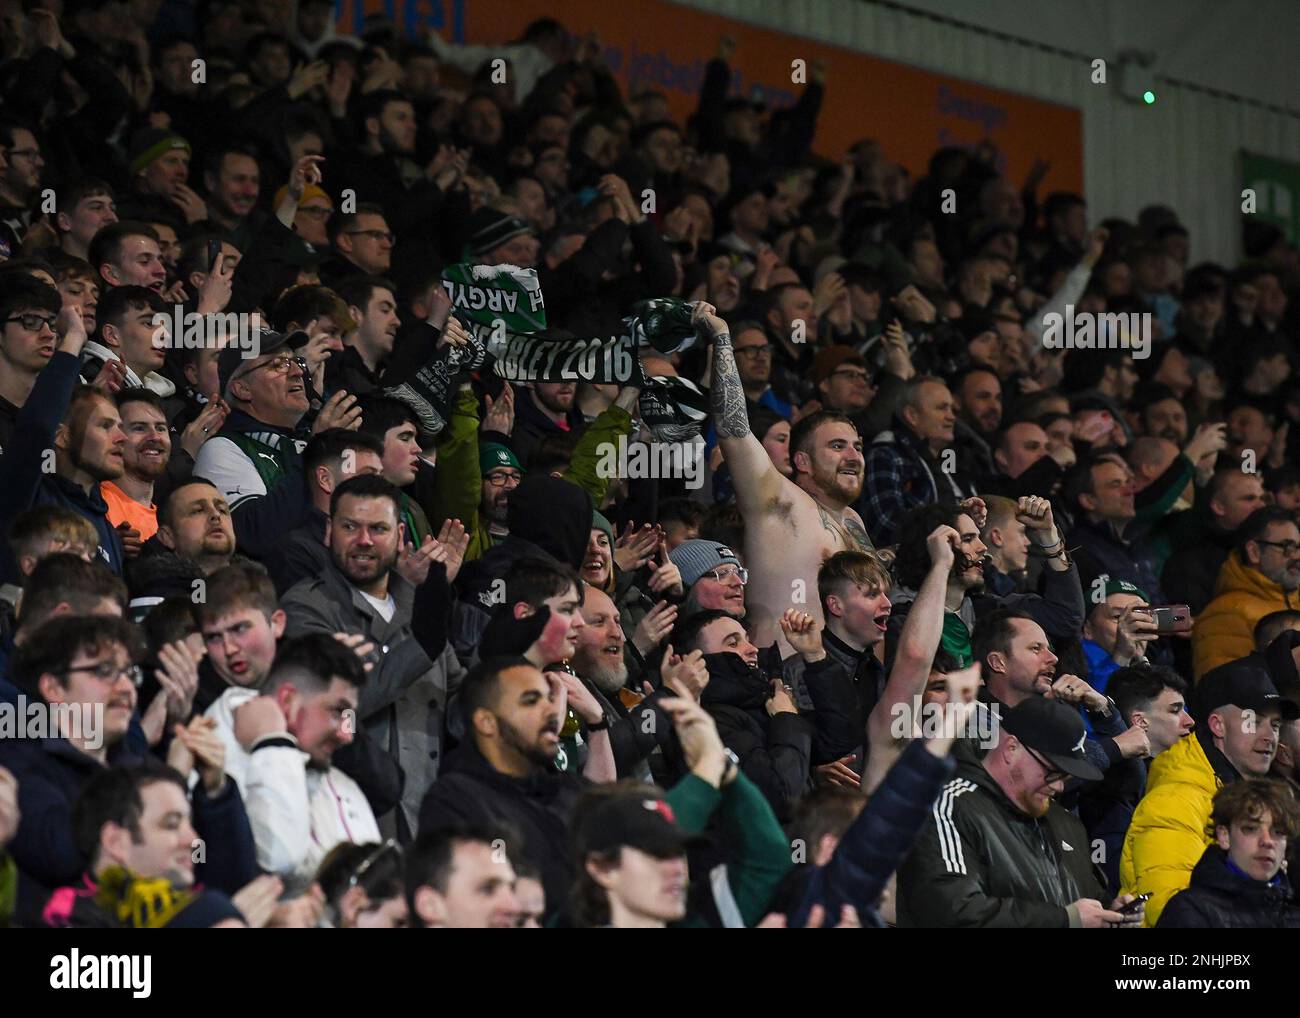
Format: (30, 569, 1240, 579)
(695, 305, 786, 513)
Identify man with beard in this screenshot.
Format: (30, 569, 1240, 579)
(570, 583, 705, 781)
(973, 608, 1142, 778)
(887, 498, 1083, 672)
(952, 366, 1003, 483)
(512, 380, 583, 470)
(703, 304, 871, 652)
(671, 609, 814, 821)
(280, 474, 465, 838)
(198, 144, 263, 253)
(1195, 508, 1300, 677)
(418, 656, 598, 919)
(0, 307, 128, 576)
(331, 92, 454, 239)
(896, 697, 1144, 928)
(101, 390, 172, 548)
(479, 443, 522, 546)
(266, 429, 384, 594)
(0, 123, 43, 243)
(331, 277, 400, 395)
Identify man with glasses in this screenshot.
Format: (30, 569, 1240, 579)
(322, 205, 394, 287)
(898, 696, 1146, 928)
(194, 327, 357, 561)
(0, 123, 44, 242)
(1195, 507, 1300, 677)
(669, 539, 747, 617)
(274, 181, 332, 251)
(810, 347, 874, 423)
(0, 615, 149, 903)
(480, 443, 523, 546)
(0, 273, 63, 454)
(0, 298, 131, 576)
(730, 321, 792, 419)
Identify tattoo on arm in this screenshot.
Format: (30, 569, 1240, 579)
(711, 332, 751, 439)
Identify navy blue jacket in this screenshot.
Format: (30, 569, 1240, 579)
(0, 351, 124, 579)
(0, 734, 259, 919)
(791, 738, 955, 926)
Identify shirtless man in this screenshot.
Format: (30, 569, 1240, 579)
(700, 304, 873, 651)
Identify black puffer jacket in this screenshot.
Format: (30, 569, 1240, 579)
(896, 759, 1107, 928)
(1156, 846, 1300, 929)
(700, 652, 814, 822)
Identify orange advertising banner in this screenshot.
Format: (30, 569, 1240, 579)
(338, 0, 1083, 192)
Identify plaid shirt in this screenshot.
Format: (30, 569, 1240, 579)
(859, 425, 969, 546)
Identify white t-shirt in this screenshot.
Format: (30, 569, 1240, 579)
(359, 590, 396, 623)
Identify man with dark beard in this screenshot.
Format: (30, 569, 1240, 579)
(570, 584, 705, 782)
(511, 381, 583, 469)
(417, 656, 596, 919)
(886, 497, 1084, 671)
(101, 390, 172, 549)
(702, 304, 871, 654)
(896, 697, 1144, 929)
(280, 474, 464, 840)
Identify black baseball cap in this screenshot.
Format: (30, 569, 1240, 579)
(1195, 657, 1300, 721)
(217, 327, 308, 398)
(573, 793, 697, 860)
(1001, 697, 1103, 781)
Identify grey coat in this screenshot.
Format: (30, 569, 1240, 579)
(280, 566, 465, 837)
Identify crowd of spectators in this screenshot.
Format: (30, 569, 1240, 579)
(0, 0, 1297, 929)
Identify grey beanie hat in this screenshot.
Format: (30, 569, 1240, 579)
(668, 539, 741, 588)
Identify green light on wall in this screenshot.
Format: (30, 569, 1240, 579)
(1143, 90, 1157, 104)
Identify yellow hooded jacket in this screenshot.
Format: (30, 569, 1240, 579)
(1193, 550, 1296, 679)
(1119, 732, 1220, 927)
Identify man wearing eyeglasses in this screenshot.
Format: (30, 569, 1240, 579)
(0, 124, 44, 243)
(0, 274, 63, 455)
(0, 299, 133, 578)
(0, 615, 151, 905)
(321, 205, 394, 288)
(479, 443, 523, 545)
(669, 539, 747, 617)
(729, 322, 792, 420)
(898, 696, 1146, 928)
(194, 327, 356, 561)
(1195, 507, 1300, 678)
(809, 346, 875, 423)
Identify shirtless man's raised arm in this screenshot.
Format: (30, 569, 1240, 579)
(696, 304, 786, 515)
